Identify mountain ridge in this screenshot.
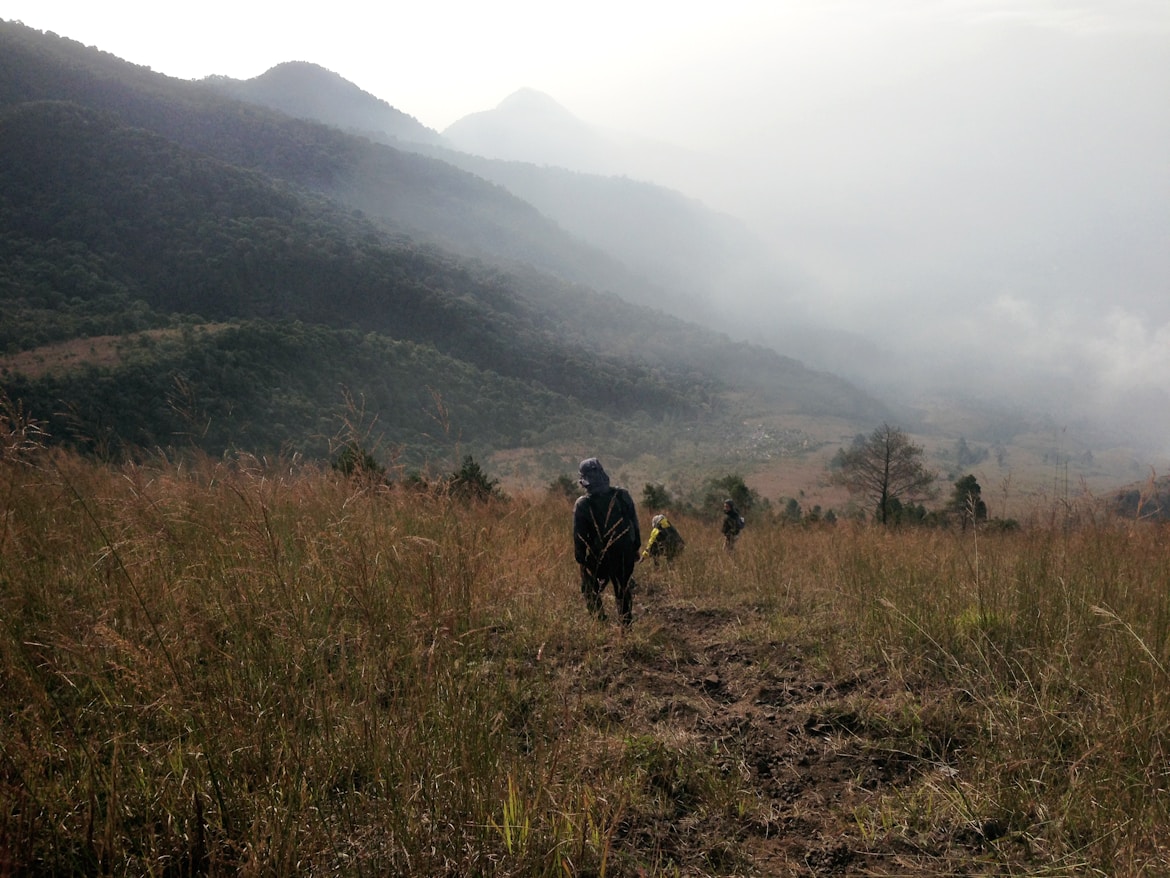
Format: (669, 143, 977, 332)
(442, 86, 603, 166)
(0, 21, 888, 474)
(203, 61, 446, 148)
(199, 62, 791, 321)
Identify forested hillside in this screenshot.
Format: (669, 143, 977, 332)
(202, 63, 778, 319)
(0, 19, 884, 468)
(0, 101, 704, 460)
(0, 21, 658, 302)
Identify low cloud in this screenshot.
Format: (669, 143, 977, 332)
(614, 4, 1170, 453)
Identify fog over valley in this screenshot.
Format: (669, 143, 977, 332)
(6, 1, 1170, 462)
(437, 6, 1170, 456)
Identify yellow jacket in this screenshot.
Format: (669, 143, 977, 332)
(641, 515, 676, 560)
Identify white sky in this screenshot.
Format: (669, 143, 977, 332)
(5, 0, 1170, 450)
(8, 1, 1163, 132)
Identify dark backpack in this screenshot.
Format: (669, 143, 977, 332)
(580, 488, 638, 557)
(661, 524, 685, 556)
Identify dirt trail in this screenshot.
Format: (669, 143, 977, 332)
(579, 578, 1004, 876)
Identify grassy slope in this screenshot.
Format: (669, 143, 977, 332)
(2, 445, 1166, 874)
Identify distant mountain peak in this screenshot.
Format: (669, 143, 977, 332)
(261, 60, 339, 79)
(497, 88, 577, 119)
(442, 88, 598, 167)
(203, 60, 444, 146)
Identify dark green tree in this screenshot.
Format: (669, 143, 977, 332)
(832, 423, 937, 525)
(331, 442, 384, 480)
(448, 454, 501, 502)
(642, 482, 673, 511)
(702, 473, 759, 517)
(949, 474, 988, 529)
(886, 498, 932, 525)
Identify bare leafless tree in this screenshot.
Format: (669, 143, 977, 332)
(834, 423, 938, 524)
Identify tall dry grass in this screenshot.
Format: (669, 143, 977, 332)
(1, 437, 1167, 875)
(740, 517, 1170, 873)
(0, 447, 621, 874)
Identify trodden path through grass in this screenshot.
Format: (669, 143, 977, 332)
(571, 575, 1020, 876)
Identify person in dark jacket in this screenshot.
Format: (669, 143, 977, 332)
(573, 458, 640, 625)
(721, 498, 744, 552)
(641, 513, 685, 565)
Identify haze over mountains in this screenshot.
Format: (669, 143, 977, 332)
(205, 56, 1170, 461)
(439, 81, 1170, 460)
(4, 3, 1167, 471)
(1, 18, 1165, 501)
(0, 21, 885, 481)
(209, 63, 775, 326)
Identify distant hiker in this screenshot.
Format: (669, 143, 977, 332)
(640, 513, 685, 565)
(721, 498, 744, 552)
(573, 458, 640, 625)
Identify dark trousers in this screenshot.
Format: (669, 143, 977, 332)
(580, 560, 635, 625)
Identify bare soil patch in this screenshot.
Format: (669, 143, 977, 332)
(0, 325, 230, 378)
(0, 334, 133, 378)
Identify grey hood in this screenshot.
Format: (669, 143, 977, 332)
(577, 458, 611, 495)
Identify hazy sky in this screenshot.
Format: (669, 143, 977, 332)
(9, 2, 1164, 131)
(6, 0, 1170, 451)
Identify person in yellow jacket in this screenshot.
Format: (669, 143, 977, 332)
(640, 514, 685, 565)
